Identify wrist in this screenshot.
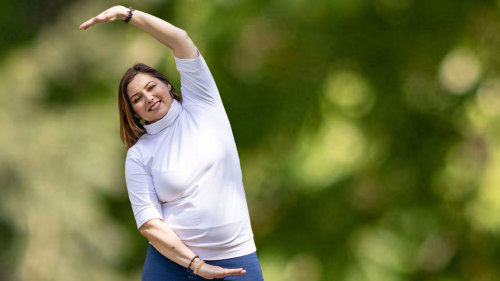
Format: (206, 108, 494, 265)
(118, 6, 130, 21)
(194, 260, 206, 275)
(189, 258, 201, 270)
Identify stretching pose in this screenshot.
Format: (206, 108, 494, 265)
(80, 6, 264, 281)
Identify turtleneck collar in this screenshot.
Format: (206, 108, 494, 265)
(143, 99, 182, 135)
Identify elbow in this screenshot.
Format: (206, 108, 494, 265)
(177, 28, 189, 40)
(139, 225, 149, 238)
(138, 219, 155, 238)
(173, 29, 191, 48)
(138, 218, 163, 238)
(173, 29, 189, 45)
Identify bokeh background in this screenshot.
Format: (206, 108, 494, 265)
(2, 0, 500, 280)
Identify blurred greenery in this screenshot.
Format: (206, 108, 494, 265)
(2, 0, 500, 280)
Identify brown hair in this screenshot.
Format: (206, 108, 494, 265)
(118, 63, 181, 150)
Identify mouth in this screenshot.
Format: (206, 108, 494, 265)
(149, 100, 161, 111)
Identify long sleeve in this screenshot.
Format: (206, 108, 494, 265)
(174, 47, 224, 110)
(125, 149, 164, 230)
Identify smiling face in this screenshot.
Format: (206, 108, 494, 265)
(127, 73, 173, 124)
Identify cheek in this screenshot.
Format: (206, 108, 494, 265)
(132, 103, 144, 114)
(155, 87, 168, 97)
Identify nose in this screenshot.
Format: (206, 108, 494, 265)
(145, 93, 155, 103)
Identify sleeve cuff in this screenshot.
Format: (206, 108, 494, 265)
(135, 204, 164, 230)
(174, 47, 207, 73)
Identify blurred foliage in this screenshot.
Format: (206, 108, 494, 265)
(2, 0, 500, 280)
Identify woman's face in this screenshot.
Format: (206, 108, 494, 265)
(127, 73, 173, 124)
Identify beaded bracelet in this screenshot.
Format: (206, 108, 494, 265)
(123, 6, 135, 24)
(194, 260, 205, 275)
(188, 255, 199, 271)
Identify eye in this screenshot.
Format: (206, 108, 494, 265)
(134, 96, 141, 103)
(149, 85, 155, 90)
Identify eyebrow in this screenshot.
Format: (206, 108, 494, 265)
(130, 81, 154, 100)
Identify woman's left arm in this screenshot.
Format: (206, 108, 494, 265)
(79, 5, 198, 59)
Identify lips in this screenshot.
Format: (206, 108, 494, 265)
(149, 100, 161, 111)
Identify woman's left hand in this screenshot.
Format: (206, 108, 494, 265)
(79, 5, 128, 30)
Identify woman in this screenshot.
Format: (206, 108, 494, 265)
(79, 5, 264, 281)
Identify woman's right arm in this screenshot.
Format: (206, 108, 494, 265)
(141, 218, 247, 279)
(140, 218, 201, 269)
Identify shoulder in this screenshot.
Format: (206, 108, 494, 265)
(126, 139, 147, 161)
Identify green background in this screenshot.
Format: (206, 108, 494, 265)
(1, 0, 500, 280)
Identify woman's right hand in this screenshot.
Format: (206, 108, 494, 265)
(79, 5, 128, 30)
(196, 262, 246, 279)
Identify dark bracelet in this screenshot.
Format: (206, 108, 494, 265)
(123, 6, 135, 24)
(188, 255, 199, 270)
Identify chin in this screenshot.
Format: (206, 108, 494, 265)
(156, 103, 169, 116)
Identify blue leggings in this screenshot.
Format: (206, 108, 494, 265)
(142, 244, 264, 281)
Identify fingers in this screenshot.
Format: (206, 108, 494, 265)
(201, 264, 246, 279)
(222, 268, 246, 277)
(79, 13, 106, 30)
(79, 18, 96, 30)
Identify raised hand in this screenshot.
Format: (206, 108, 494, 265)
(196, 262, 246, 280)
(79, 5, 128, 30)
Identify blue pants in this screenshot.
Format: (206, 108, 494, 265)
(142, 244, 264, 280)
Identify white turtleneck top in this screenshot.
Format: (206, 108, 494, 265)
(124, 47, 256, 260)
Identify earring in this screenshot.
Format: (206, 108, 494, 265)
(136, 115, 145, 125)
